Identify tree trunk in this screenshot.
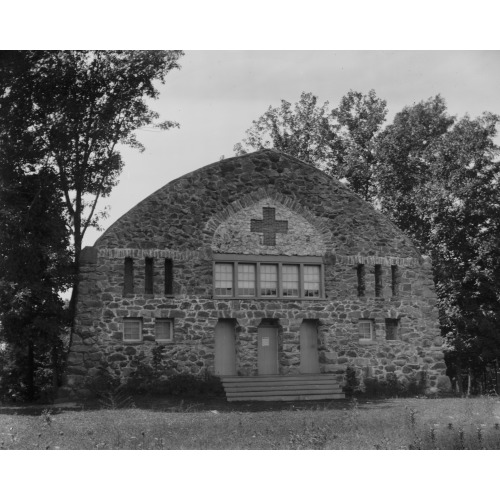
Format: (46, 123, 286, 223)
(456, 360, 464, 395)
(27, 340, 35, 401)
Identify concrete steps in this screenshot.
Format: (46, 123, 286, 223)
(221, 374, 345, 401)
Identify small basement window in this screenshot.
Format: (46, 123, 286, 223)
(385, 318, 400, 340)
(358, 319, 374, 342)
(155, 319, 173, 343)
(123, 318, 142, 342)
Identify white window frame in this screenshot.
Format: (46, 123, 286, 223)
(213, 254, 324, 299)
(155, 319, 174, 343)
(358, 319, 374, 344)
(123, 317, 143, 343)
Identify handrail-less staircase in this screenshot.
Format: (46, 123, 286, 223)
(220, 373, 345, 402)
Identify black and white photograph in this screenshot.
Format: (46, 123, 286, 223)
(1, 2, 499, 499)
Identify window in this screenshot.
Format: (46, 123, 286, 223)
(391, 265, 399, 297)
(358, 319, 374, 342)
(260, 264, 278, 296)
(282, 265, 299, 297)
(145, 257, 154, 294)
(155, 319, 173, 343)
(165, 258, 174, 295)
(237, 263, 256, 296)
(357, 264, 365, 297)
(375, 264, 383, 297)
(385, 318, 399, 340)
(304, 265, 320, 297)
(214, 255, 324, 299)
(215, 263, 234, 296)
(124, 257, 134, 294)
(123, 318, 142, 342)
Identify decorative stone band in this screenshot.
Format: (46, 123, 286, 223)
(93, 247, 424, 268)
(202, 187, 332, 247)
(335, 254, 421, 267)
(97, 248, 206, 261)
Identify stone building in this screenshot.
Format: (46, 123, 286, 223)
(65, 149, 447, 400)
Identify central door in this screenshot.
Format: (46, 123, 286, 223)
(258, 324, 278, 375)
(300, 320, 320, 373)
(214, 319, 236, 376)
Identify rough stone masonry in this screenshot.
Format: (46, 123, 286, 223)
(62, 149, 449, 397)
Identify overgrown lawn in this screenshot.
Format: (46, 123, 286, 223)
(2, 397, 500, 450)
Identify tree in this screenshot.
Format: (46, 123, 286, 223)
(234, 92, 340, 170)
(375, 95, 455, 249)
(234, 89, 387, 201)
(376, 98, 500, 392)
(0, 168, 72, 400)
(0, 50, 184, 348)
(333, 90, 387, 201)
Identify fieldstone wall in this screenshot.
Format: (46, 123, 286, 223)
(63, 149, 448, 398)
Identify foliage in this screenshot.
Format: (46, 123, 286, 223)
(0, 50, 184, 342)
(234, 89, 387, 201)
(343, 365, 359, 397)
(0, 165, 72, 401)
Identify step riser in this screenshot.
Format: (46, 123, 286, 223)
(227, 394, 346, 402)
(224, 386, 343, 393)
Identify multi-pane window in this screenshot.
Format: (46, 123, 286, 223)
(214, 258, 323, 299)
(304, 265, 320, 297)
(358, 319, 374, 341)
(155, 319, 173, 343)
(237, 264, 256, 296)
(214, 263, 234, 296)
(385, 318, 400, 340)
(260, 264, 278, 296)
(282, 265, 299, 297)
(123, 318, 142, 342)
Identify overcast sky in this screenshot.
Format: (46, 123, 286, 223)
(83, 50, 500, 247)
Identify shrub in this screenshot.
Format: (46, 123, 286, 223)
(343, 366, 359, 397)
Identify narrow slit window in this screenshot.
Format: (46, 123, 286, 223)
(215, 263, 234, 296)
(391, 265, 399, 297)
(375, 264, 383, 297)
(260, 264, 278, 296)
(357, 264, 366, 297)
(155, 319, 173, 343)
(165, 258, 173, 295)
(123, 318, 142, 342)
(124, 257, 134, 295)
(145, 257, 154, 294)
(237, 263, 256, 296)
(385, 318, 399, 340)
(282, 265, 299, 297)
(304, 265, 320, 297)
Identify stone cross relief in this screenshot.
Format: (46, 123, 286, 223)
(250, 207, 288, 246)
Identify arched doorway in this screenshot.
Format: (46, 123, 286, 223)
(300, 319, 320, 373)
(214, 319, 237, 376)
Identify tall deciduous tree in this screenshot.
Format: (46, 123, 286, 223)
(0, 168, 72, 400)
(0, 50, 184, 347)
(234, 89, 387, 202)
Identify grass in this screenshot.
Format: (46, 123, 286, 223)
(1, 396, 500, 449)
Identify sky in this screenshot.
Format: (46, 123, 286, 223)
(83, 50, 500, 248)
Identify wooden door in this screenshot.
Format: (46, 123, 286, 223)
(214, 320, 236, 376)
(300, 320, 320, 373)
(258, 325, 278, 375)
